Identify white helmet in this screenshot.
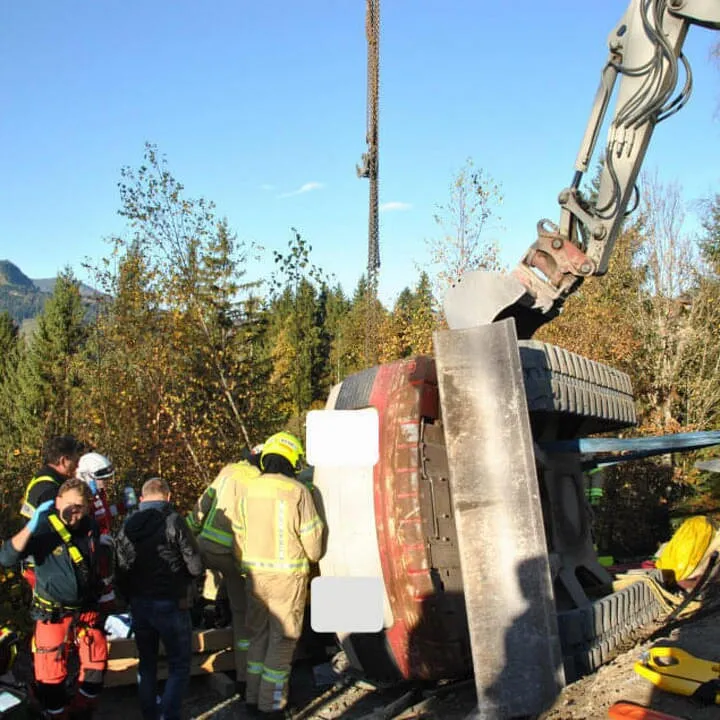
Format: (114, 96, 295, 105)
(77, 452, 115, 488)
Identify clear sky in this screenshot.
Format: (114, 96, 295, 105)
(1, 1, 718, 306)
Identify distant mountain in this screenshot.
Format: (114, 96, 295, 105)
(0, 260, 104, 328)
(0, 260, 49, 324)
(0, 260, 36, 289)
(32, 277, 103, 300)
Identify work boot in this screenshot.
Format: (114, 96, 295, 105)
(236, 680, 247, 700)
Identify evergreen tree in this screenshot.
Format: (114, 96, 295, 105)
(0, 312, 21, 449)
(336, 275, 387, 374)
(266, 229, 329, 430)
(317, 284, 351, 390)
(0, 311, 19, 379)
(404, 272, 436, 356)
(14, 269, 87, 447)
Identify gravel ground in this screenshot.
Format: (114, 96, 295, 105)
(11, 581, 720, 719)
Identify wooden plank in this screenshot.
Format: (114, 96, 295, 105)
(107, 627, 233, 660)
(105, 648, 235, 688)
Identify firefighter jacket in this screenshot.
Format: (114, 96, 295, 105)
(232, 472, 324, 575)
(0, 514, 104, 621)
(187, 460, 260, 552)
(115, 500, 204, 603)
(20, 465, 66, 519)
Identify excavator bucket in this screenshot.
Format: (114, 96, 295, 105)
(433, 318, 565, 718)
(442, 269, 551, 340)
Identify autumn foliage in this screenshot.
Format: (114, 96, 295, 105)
(1, 152, 719, 619)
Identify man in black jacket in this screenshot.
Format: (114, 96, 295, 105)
(115, 477, 204, 720)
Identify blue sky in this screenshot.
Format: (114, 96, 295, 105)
(1, 1, 718, 306)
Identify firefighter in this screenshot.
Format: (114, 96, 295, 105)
(0, 478, 109, 720)
(235, 432, 324, 719)
(186, 451, 261, 697)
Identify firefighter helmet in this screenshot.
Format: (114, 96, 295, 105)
(260, 432, 304, 473)
(77, 452, 115, 487)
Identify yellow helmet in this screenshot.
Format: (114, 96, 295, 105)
(260, 432, 304, 473)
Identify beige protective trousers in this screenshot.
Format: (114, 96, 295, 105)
(245, 571, 307, 712)
(197, 538, 249, 680)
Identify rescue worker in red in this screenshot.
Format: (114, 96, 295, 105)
(76, 452, 121, 612)
(0, 478, 109, 720)
(233, 432, 324, 719)
(76, 452, 120, 537)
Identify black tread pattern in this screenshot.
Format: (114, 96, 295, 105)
(519, 341, 637, 433)
(558, 579, 662, 682)
(335, 366, 379, 411)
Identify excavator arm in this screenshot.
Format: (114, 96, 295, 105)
(444, 0, 720, 339)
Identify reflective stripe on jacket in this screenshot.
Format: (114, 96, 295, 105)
(20, 473, 60, 519)
(188, 461, 260, 550)
(232, 472, 324, 575)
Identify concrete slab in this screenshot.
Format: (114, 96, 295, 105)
(433, 318, 565, 719)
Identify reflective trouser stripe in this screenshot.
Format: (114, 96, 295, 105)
(261, 666, 289, 710)
(261, 666, 288, 683)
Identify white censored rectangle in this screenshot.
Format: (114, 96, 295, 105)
(310, 576, 384, 633)
(306, 408, 379, 467)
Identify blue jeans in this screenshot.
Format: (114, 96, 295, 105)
(130, 597, 192, 720)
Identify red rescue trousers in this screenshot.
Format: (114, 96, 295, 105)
(32, 612, 108, 718)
